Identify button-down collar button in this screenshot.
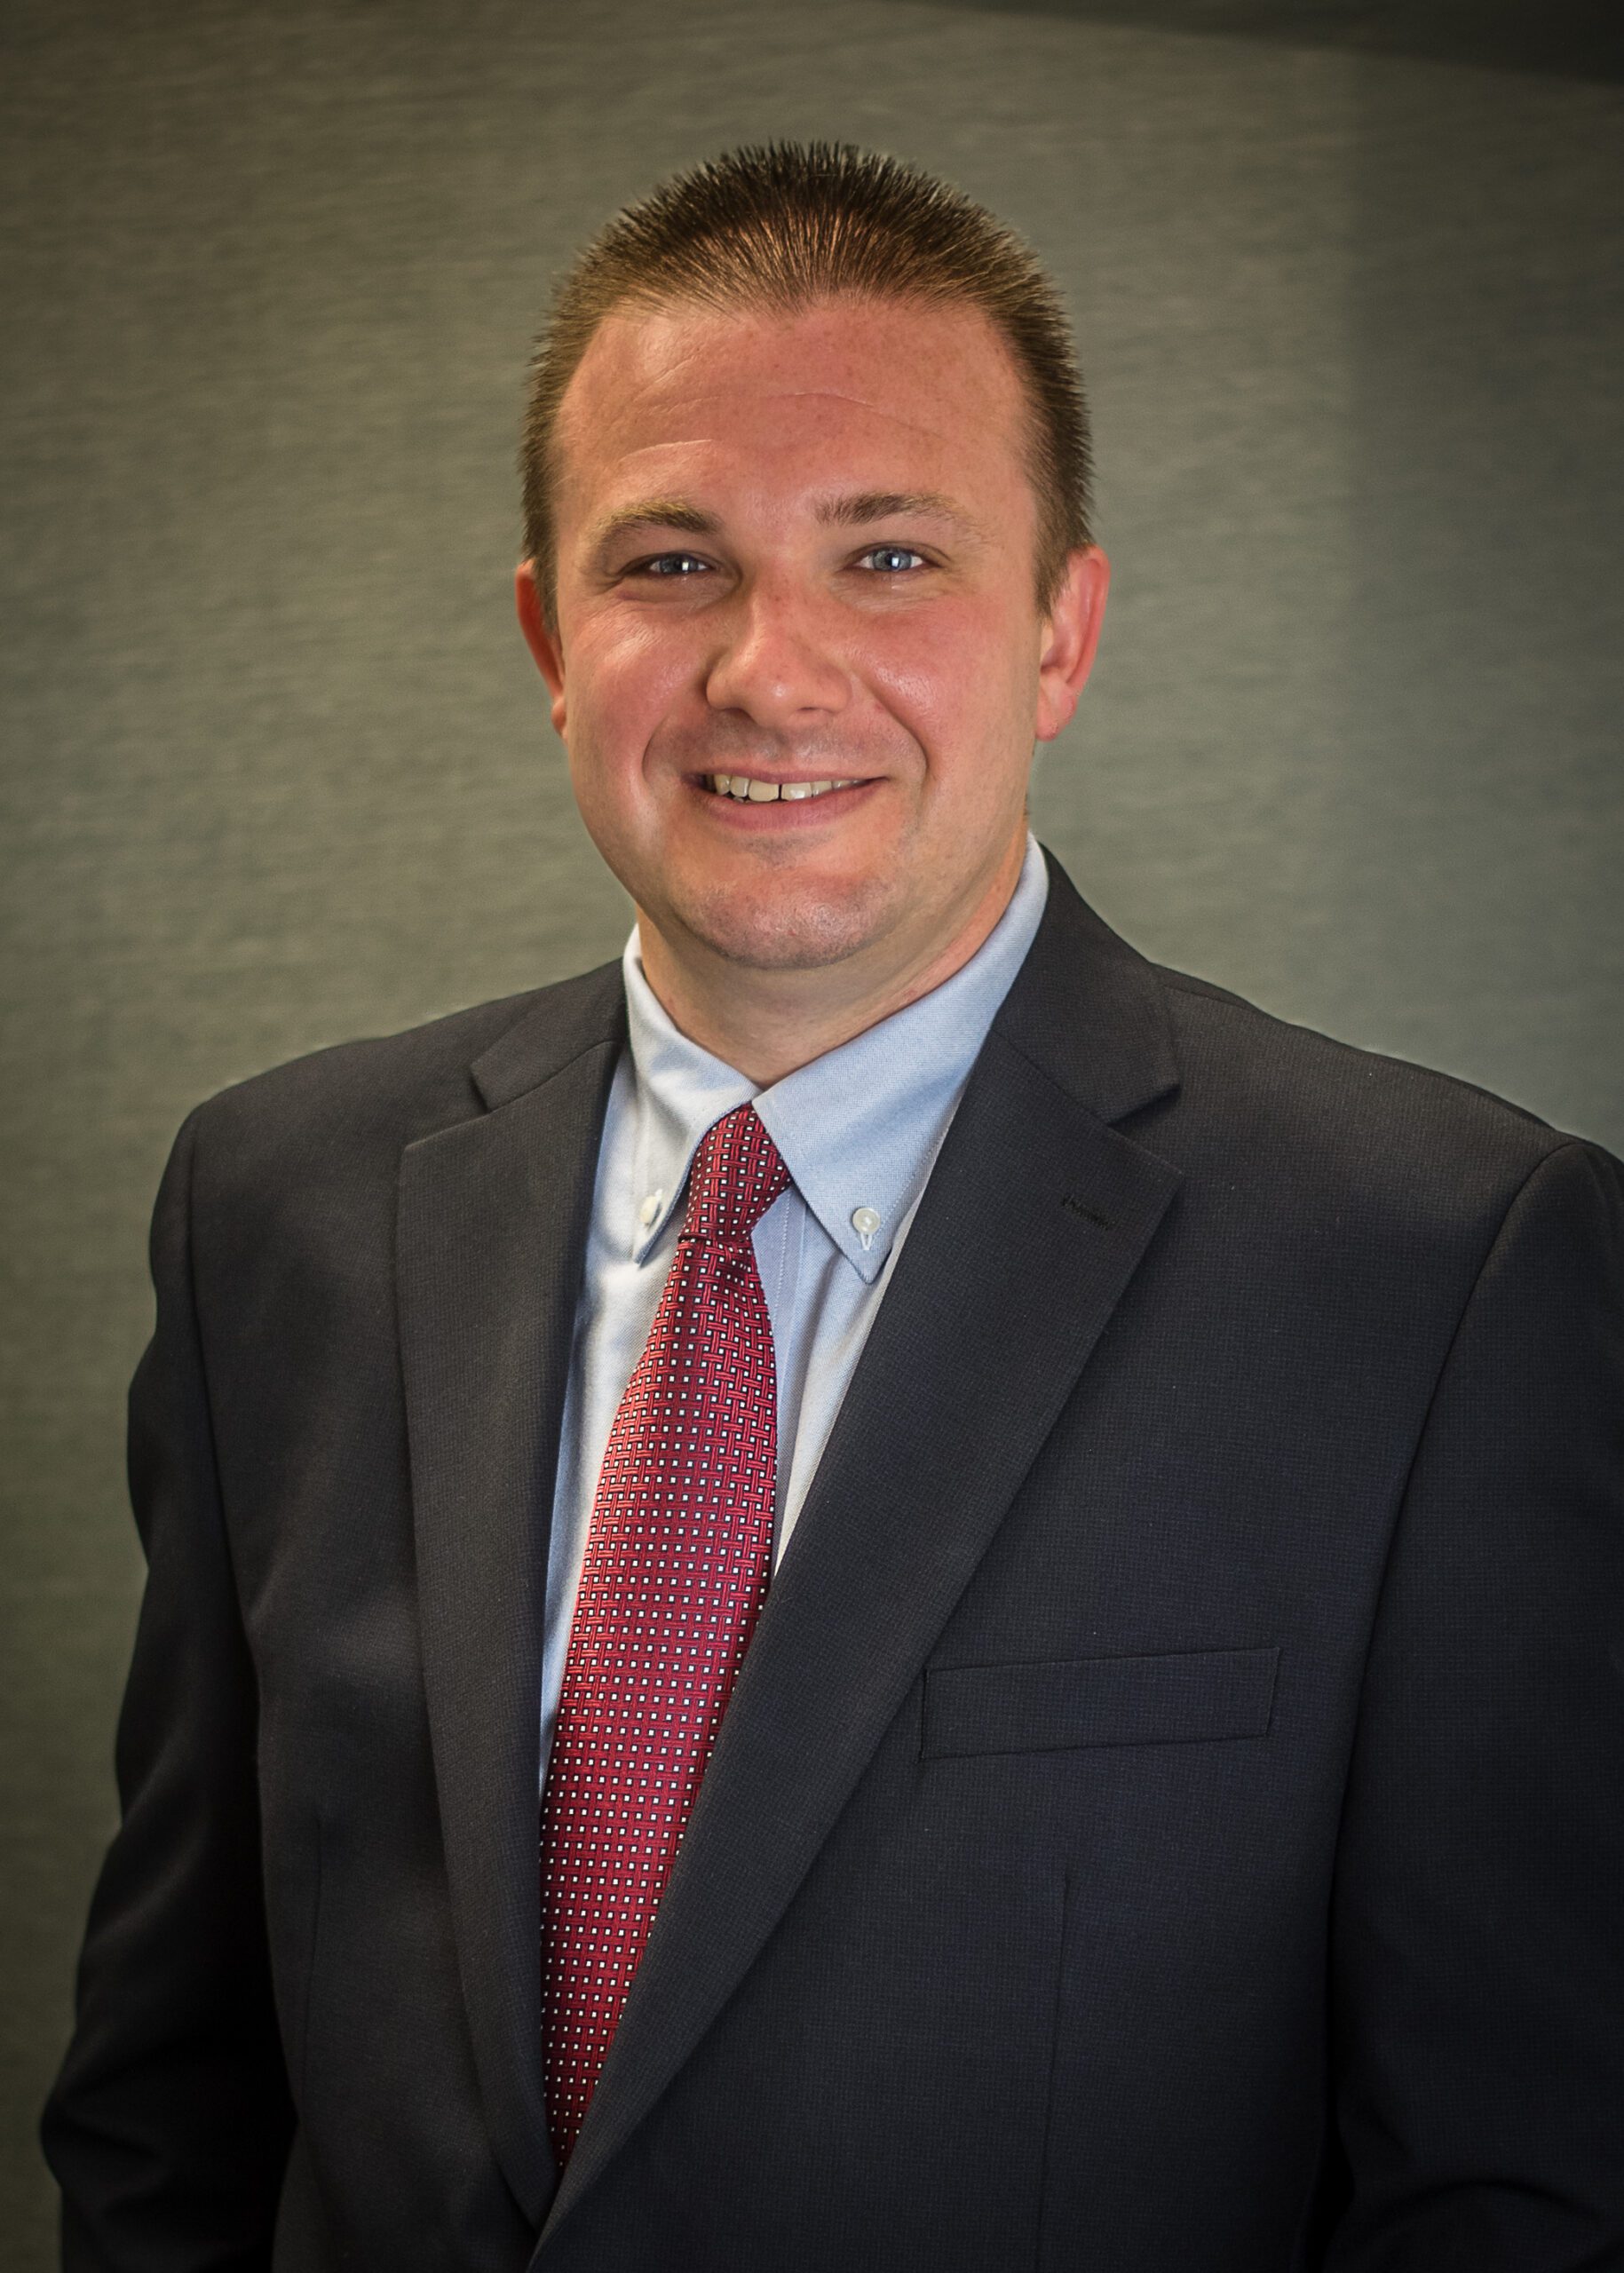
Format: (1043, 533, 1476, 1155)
(851, 1205, 882, 1251)
(638, 1190, 664, 1229)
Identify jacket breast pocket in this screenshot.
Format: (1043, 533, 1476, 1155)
(920, 1645, 1280, 1760)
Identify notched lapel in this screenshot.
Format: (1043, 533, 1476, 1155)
(543, 871, 1184, 2245)
(399, 979, 622, 2229)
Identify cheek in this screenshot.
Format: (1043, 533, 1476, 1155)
(564, 615, 699, 754)
(864, 602, 1035, 756)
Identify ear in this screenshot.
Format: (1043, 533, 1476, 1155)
(515, 560, 568, 737)
(1034, 545, 1110, 743)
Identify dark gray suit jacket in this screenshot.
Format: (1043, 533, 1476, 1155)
(44, 853, 1624, 2269)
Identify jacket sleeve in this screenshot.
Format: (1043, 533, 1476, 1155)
(41, 1109, 294, 2269)
(1324, 1137, 1624, 2269)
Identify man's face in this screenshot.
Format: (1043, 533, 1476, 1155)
(523, 293, 1105, 986)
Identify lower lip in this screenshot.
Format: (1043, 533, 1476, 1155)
(691, 780, 877, 825)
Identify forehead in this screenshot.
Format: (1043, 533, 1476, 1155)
(551, 295, 1034, 528)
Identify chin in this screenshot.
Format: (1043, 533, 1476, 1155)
(674, 873, 902, 972)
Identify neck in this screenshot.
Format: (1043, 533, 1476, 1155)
(635, 840, 1027, 1086)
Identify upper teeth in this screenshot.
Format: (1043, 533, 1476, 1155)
(708, 775, 860, 801)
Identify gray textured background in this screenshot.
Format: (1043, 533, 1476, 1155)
(4, 0, 1620, 2253)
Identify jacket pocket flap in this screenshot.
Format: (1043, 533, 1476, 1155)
(921, 1645, 1280, 1759)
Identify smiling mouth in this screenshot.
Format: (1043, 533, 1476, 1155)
(703, 773, 864, 802)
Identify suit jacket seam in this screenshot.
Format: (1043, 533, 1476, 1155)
(989, 1018, 1167, 1139)
(173, 1107, 238, 1584)
(1333, 1134, 1588, 1791)
(471, 1028, 624, 1120)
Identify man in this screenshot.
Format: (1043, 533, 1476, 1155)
(44, 142, 1623, 2270)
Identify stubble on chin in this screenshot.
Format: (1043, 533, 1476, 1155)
(662, 870, 904, 973)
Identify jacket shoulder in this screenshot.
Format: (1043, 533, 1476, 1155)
(185, 962, 624, 1176)
(1145, 961, 1617, 1241)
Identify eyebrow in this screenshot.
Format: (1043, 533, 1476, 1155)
(588, 500, 719, 550)
(587, 489, 983, 552)
(812, 489, 980, 535)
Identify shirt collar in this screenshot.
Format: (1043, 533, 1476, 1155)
(620, 833, 1050, 1283)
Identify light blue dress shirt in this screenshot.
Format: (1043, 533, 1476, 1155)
(539, 834, 1050, 1783)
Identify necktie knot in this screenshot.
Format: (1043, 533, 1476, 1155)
(683, 1105, 790, 1247)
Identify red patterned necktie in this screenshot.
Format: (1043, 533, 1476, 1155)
(540, 1102, 791, 2163)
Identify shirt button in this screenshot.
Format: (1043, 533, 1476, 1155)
(639, 1191, 664, 1228)
(852, 1206, 882, 1250)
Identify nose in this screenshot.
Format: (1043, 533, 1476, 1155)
(702, 577, 851, 731)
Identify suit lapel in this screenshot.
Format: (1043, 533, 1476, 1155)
(541, 860, 1184, 2245)
(397, 965, 624, 2227)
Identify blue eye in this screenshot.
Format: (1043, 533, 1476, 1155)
(638, 552, 709, 578)
(860, 545, 926, 574)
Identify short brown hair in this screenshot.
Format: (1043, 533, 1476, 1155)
(520, 141, 1092, 620)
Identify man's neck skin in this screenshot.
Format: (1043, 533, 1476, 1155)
(634, 828, 1028, 1087)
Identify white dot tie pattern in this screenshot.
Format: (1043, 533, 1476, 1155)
(539, 1104, 790, 2164)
